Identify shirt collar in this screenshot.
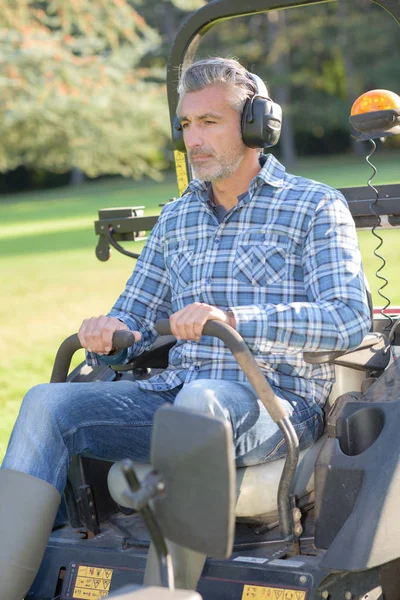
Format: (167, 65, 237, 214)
(181, 153, 286, 200)
(255, 153, 286, 188)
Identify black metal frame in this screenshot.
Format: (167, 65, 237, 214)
(166, 0, 400, 124)
(94, 185, 400, 242)
(340, 184, 400, 227)
(93, 184, 400, 263)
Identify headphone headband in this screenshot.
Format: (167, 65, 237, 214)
(245, 72, 269, 98)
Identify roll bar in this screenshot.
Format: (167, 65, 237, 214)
(167, 0, 399, 124)
(166, 0, 400, 193)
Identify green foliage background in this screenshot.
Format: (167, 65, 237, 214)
(0, 0, 399, 182)
(0, 0, 170, 178)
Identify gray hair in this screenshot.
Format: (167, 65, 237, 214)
(177, 57, 261, 114)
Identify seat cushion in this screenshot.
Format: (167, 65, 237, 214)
(108, 434, 326, 521)
(236, 434, 326, 518)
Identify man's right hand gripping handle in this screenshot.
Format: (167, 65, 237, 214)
(78, 315, 141, 356)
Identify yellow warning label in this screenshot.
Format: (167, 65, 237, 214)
(174, 150, 189, 197)
(72, 591, 109, 599)
(73, 565, 113, 598)
(242, 585, 306, 600)
(77, 566, 113, 580)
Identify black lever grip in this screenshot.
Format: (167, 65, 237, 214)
(50, 330, 135, 383)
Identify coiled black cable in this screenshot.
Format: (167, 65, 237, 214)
(366, 139, 393, 331)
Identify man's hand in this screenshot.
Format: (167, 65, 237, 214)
(78, 316, 141, 355)
(170, 303, 236, 343)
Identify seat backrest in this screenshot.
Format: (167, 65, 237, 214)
(327, 365, 366, 408)
(327, 332, 390, 407)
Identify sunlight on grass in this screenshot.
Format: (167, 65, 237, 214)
(1, 154, 399, 461)
(292, 150, 400, 187)
(2, 217, 94, 238)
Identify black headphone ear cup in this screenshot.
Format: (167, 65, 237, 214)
(241, 96, 282, 149)
(173, 115, 186, 153)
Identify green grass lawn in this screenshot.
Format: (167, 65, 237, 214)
(1, 151, 399, 461)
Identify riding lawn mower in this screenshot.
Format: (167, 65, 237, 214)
(18, 0, 400, 598)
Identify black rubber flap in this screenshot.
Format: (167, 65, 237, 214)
(151, 405, 236, 559)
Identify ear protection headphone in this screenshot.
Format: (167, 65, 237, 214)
(173, 69, 282, 153)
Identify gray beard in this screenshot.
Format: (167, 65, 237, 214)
(192, 152, 245, 182)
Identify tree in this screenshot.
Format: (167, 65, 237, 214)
(266, 10, 297, 166)
(0, 0, 171, 179)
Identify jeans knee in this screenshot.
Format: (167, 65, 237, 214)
(19, 383, 66, 430)
(21, 383, 47, 414)
(174, 380, 229, 421)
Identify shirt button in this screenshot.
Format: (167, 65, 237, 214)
(214, 238, 220, 244)
(175, 243, 179, 250)
(206, 278, 212, 284)
(194, 366, 200, 371)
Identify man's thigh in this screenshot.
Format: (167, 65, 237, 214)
(174, 379, 320, 467)
(54, 380, 180, 462)
(5, 380, 179, 467)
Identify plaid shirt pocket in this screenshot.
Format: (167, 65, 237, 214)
(165, 238, 196, 292)
(233, 233, 289, 286)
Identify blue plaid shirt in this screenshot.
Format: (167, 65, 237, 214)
(89, 154, 371, 410)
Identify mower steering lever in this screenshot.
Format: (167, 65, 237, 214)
(155, 319, 300, 543)
(50, 330, 135, 384)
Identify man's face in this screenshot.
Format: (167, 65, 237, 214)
(178, 84, 247, 182)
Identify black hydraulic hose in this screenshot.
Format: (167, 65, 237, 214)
(50, 330, 135, 383)
(365, 140, 393, 331)
(155, 319, 299, 541)
(106, 226, 141, 260)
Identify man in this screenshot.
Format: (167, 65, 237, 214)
(0, 57, 370, 599)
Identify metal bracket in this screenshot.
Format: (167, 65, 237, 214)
(77, 484, 100, 537)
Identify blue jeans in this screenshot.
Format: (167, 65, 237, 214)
(1, 379, 323, 495)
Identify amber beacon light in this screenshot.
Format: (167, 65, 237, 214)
(349, 89, 400, 140)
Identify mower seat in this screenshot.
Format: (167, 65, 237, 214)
(108, 433, 325, 521)
(64, 329, 389, 534)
